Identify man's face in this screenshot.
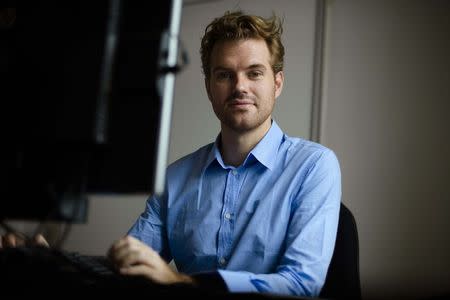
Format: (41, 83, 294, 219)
(205, 38, 284, 133)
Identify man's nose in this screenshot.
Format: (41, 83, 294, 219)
(234, 73, 248, 92)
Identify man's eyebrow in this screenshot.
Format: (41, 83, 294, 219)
(212, 66, 231, 73)
(212, 64, 267, 73)
(247, 64, 267, 70)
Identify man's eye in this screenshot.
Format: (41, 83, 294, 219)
(248, 71, 263, 78)
(217, 72, 232, 80)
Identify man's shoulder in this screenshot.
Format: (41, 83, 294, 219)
(285, 135, 334, 157)
(167, 142, 214, 172)
(282, 135, 340, 171)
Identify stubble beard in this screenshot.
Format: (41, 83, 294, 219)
(216, 105, 272, 134)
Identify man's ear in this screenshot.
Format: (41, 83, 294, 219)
(274, 71, 284, 99)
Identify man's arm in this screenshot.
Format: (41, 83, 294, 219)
(127, 193, 172, 262)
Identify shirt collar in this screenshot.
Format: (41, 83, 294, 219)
(204, 135, 223, 168)
(204, 120, 284, 171)
(248, 120, 283, 171)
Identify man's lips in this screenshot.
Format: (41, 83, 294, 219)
(231, 100, 253, 105)
(228, 98, 255, 106)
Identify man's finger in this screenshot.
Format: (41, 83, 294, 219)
(120, 264, 154, 279)
(2, 233, 19, 247)
(34, 234, 49, 247)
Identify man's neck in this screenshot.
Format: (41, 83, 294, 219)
(220, 120, 271, 167)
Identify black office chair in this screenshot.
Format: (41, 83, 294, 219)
(319, 203, 362, 300)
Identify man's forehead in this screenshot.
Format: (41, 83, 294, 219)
(210, 38, 271, 67)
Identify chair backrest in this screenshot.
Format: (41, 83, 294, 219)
(319, 203, 362, 299)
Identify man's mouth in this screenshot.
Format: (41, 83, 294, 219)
(230, 99, 254, 106)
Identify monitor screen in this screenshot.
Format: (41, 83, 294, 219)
(1, 1, 182, 222)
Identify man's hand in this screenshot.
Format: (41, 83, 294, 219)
(107, 235, 195, 286)
(0, 233, 49, 248)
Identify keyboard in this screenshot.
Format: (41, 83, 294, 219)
(58, 249, 115, 277)
(0, 245, 213, 298)
(0, 246, 226, 297)
(0, 245, 161, 292)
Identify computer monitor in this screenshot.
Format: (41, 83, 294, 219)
(1, 1, 183, 222)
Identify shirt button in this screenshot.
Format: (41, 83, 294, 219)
(224, 212, 232, 220)
(232, 170, 237, 175)
(219, 258, 227, 266)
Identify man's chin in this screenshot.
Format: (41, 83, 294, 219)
(224, 119, 259, 133)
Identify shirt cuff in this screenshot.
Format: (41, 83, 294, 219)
(218, 269, 257, 293)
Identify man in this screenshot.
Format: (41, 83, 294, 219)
(1, 10, 341, 297)
(107, 11, 341, 297)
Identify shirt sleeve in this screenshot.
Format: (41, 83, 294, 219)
(219, 149, 341, 297)
(127, 192, 172, 262)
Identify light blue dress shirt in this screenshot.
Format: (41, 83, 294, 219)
(128, 120, 341, 297)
